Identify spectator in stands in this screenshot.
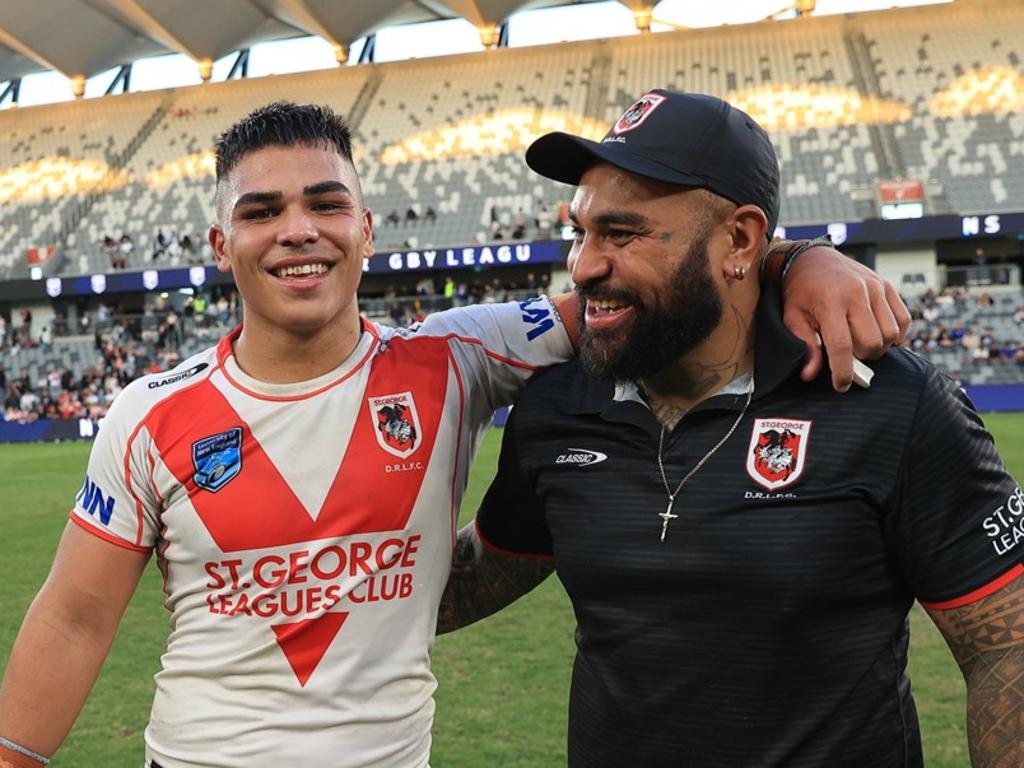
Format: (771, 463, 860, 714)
(998, 340, 1021, 362)
(18, 387, 39, 419)
(19, 309, 32, 341)
(0, 314, 6, 349)
(117, 234, 133, 269)
(152, 228, 168, 262)
(1014, 304, 1024, 326)
(385, 208, 400, 226)
(179, 234, 197, 263)
(424, 205, 437, 223)
(405, 205, 419, 224)
(536, 203, 553, 237)
(191, 295, 207, 327)
(215, 295, 230, 324)
(101, 236, 118, 269)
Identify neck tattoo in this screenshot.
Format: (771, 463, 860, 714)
(655, 381, 753, 542)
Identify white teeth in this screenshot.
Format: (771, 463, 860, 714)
(275, 263, 330, 278)
(589, 299, 626, 312)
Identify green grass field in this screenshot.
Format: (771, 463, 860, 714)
(1, 414, 1022, 767)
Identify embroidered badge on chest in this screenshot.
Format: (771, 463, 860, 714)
(192, 427, 243, 492)
(745, 418, 811, 490)
(368, 392, 423, 459)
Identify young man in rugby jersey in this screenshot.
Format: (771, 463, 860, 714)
(0, 101, 908, 768)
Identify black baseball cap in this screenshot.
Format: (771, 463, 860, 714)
(526, 89, 780, 237)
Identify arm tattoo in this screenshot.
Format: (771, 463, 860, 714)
(927, 573, 1024, 768)
(436, 523, 555, 635)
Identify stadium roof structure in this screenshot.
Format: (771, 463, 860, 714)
(0, 0, 657, 92)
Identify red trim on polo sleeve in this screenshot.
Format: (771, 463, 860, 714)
(474, 517, 555, 562)
(920, 563, 1024, 611)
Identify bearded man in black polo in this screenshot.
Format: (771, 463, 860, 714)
(438, 90, 1024, 767)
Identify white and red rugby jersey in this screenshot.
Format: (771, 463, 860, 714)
(71, 298, 571, 768)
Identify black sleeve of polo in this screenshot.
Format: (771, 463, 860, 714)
(890, 366, 1023, 607)
(476, 406, 554, 557)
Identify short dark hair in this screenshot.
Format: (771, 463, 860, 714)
(214, 101, 354, 181)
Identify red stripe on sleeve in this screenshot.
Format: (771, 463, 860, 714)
(920, 563, 1024, 610)
(474, 517, 555, 562)
(69, 511, 152, 553)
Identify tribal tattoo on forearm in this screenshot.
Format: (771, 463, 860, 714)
(436, 524, 555, 635)
(927, 573, 1024, 768)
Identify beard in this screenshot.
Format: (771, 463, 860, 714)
(577, 232, 723, 383)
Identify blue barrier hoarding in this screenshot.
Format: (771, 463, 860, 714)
(0, 385, 1020, 444)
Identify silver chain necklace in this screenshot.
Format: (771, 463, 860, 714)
(655, 384, 753, 542)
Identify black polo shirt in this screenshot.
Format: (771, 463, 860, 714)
(477, 286, 1023, 768)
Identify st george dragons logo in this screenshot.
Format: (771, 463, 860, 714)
(745, 418, 811, 490)
(367, 392, 422, 459)
(610, 92, 667, 135)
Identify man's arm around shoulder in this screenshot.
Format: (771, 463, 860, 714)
(437, 522, 554, 634)
(0, 522, 149, 765)
(927, 571, 1024, 767)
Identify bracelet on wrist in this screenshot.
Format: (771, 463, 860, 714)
(780, 234, 833, 282)
(0, 737, 50, 767)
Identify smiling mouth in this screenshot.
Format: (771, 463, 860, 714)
(271, 262, 332, 278)
(587, 298, 630, 314)
(584, 298, 636, 331)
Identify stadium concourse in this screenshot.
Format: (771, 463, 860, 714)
(1, 0, 1023, 433)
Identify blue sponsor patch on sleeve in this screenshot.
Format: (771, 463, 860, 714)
(518, 297, 555, 341)
(76, 474, 116, 526)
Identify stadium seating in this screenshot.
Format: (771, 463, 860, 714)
(1, 0, 1021, 279)
(905, 287, 1024, 384)
(861, 0, 1024, 213)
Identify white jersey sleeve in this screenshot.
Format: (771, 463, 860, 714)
(71, 378, 170, 552)
(413, 296, 573, 416)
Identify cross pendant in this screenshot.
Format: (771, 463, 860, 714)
(659, 497, 679, 542)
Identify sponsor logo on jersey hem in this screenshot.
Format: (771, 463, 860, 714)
(555, 448, 608, 467)
(147, 363, 209, 389)
(368, 392, 422, 459)
(192, 427, 243, 492)
(746, 418, 811, 490)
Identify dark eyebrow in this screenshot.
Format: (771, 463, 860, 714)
(567, 208, 652, 229)
(304, 180, 352, 196)
(233, 191, 282, 211)
(594, 211, 651, 229)
(232, 182, 352, 213)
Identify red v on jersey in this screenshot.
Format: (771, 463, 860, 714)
(272, 613, 349, 687)
(146, 336, 452, 552)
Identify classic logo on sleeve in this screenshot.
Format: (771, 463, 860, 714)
(368, 392, 422, 459)
(192, 427, 243, 492)
(746, 418, 811, 490)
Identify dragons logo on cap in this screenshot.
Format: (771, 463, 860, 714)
(611, 92, 667, 136)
